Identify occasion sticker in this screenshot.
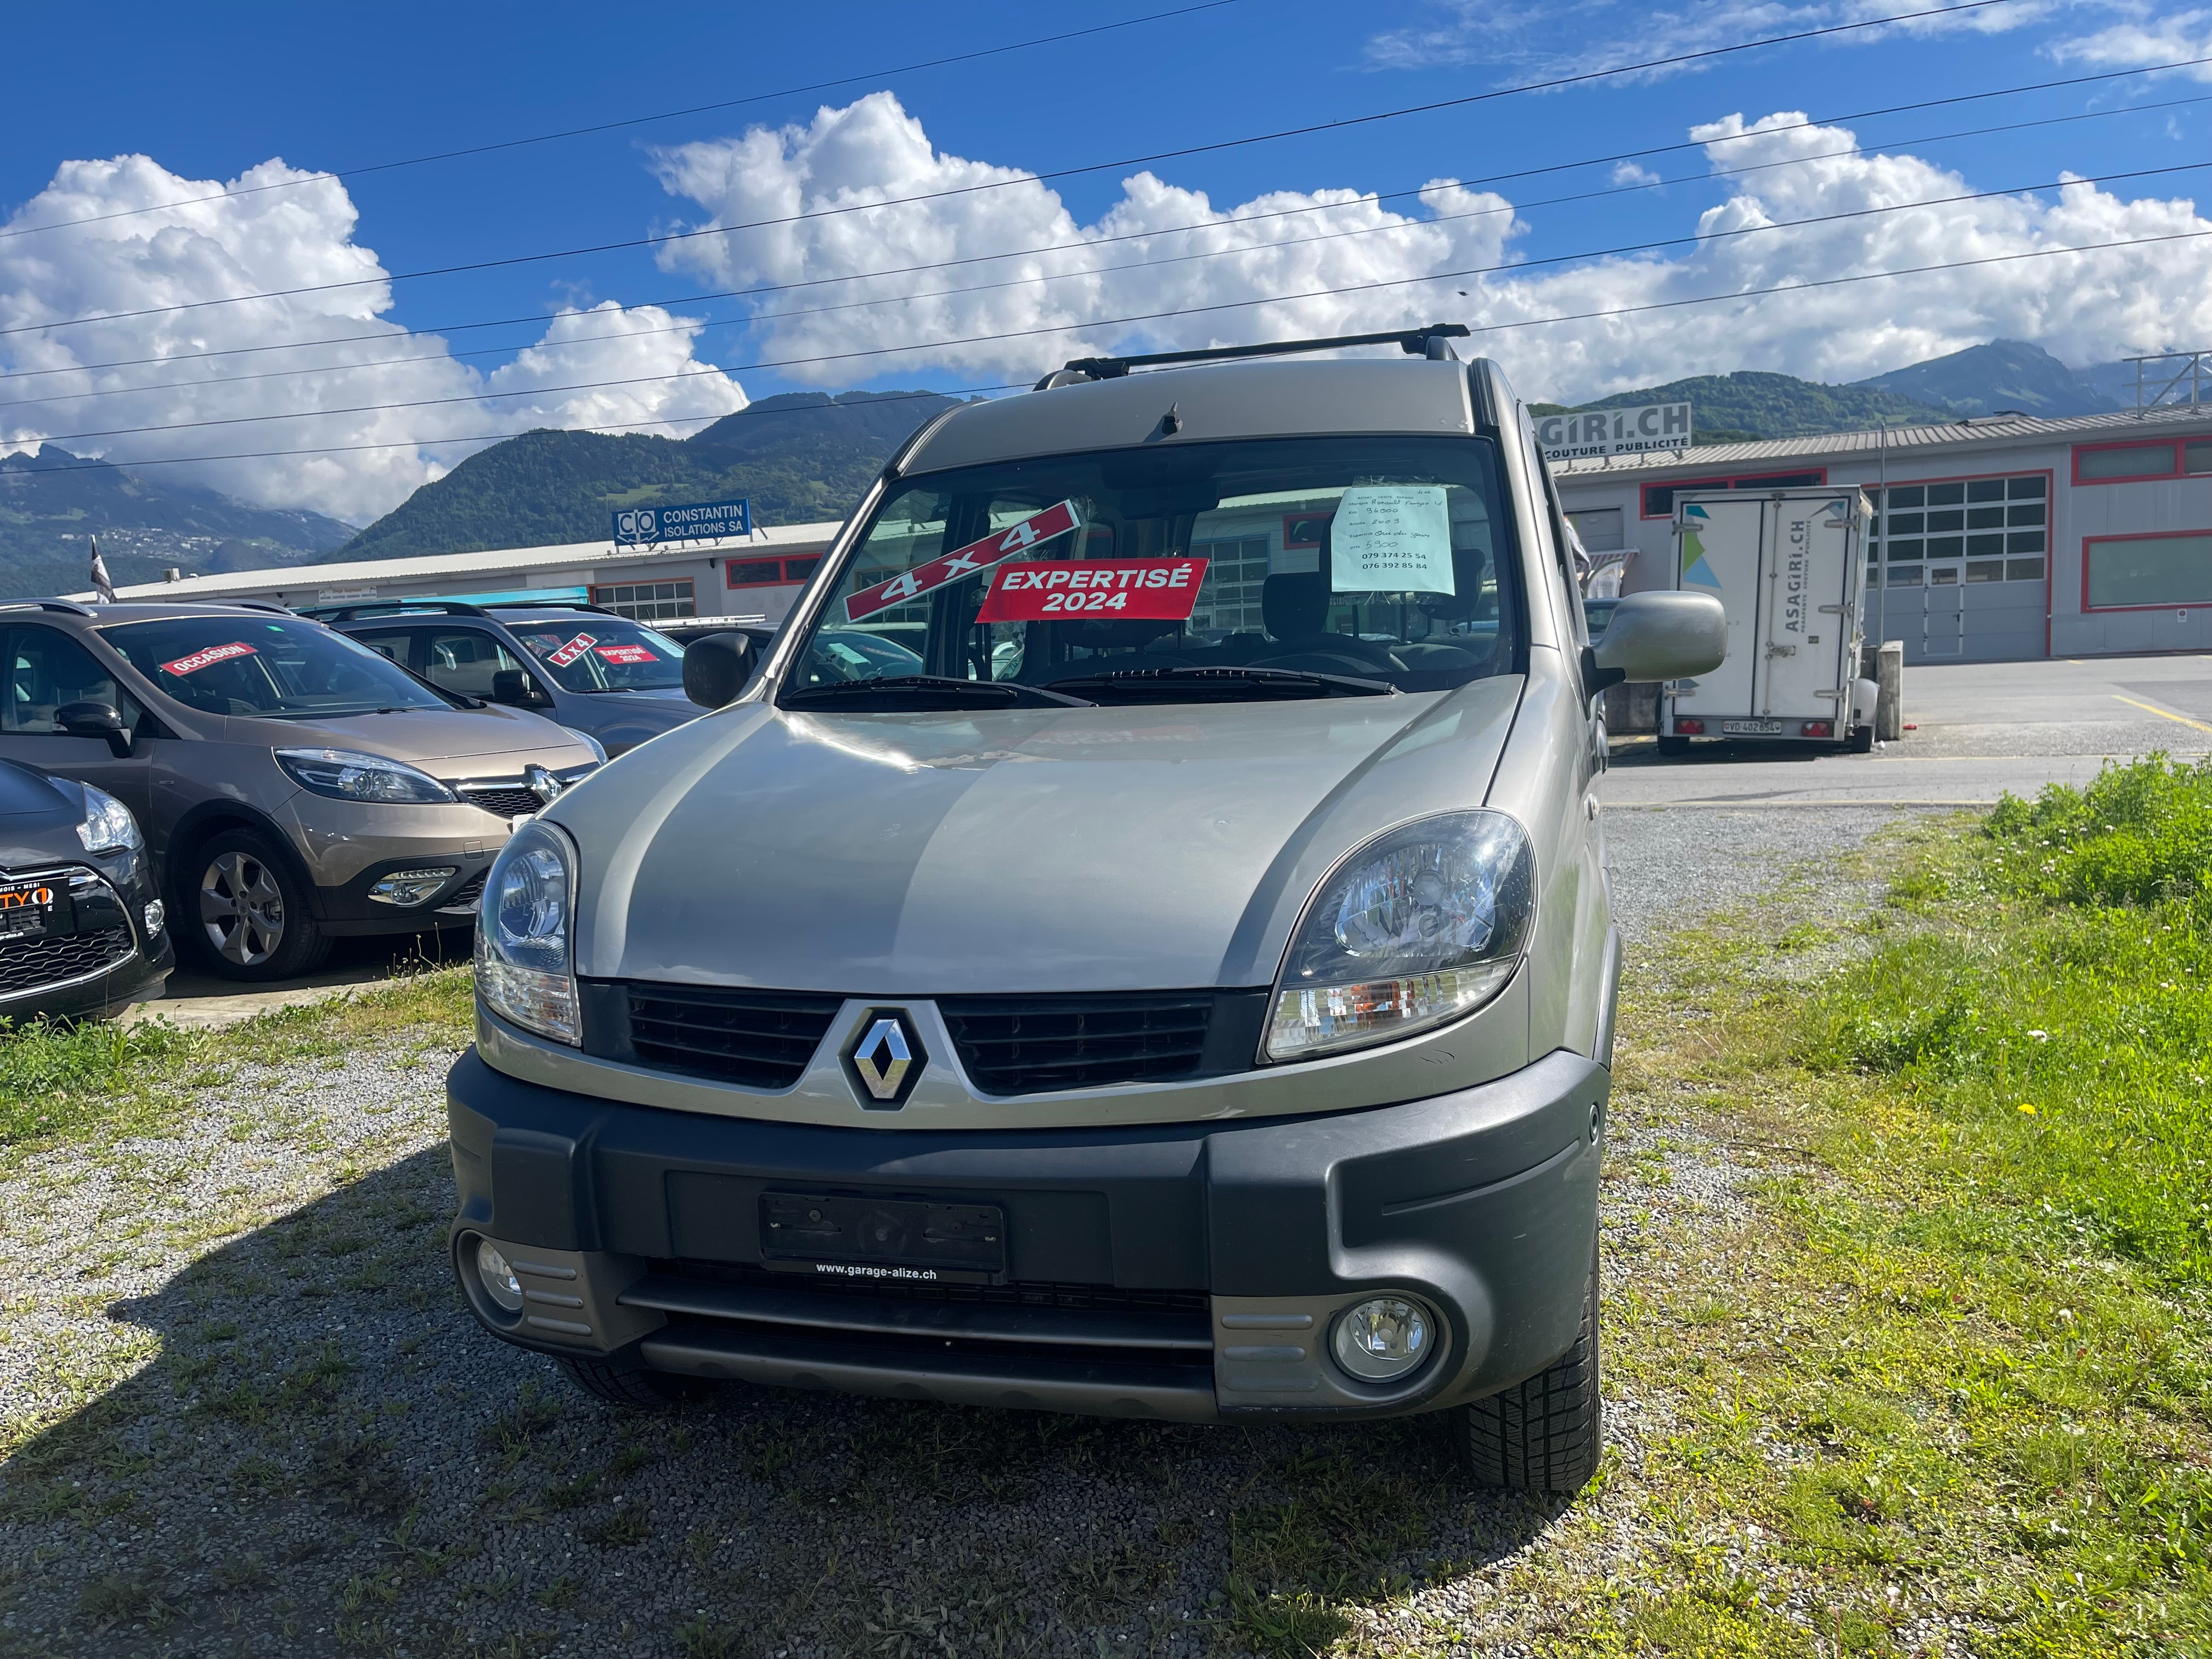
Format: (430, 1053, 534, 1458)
(160, 642, 257, 676)
(975, 557, 1207, 623)
(543, 633, 597, 667)
(594, 643, 657, 664)
(844, 499, 1082, 623)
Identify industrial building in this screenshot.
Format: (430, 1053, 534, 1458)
(1555, 403, 2212, 664)
(96, 520, 843, 627)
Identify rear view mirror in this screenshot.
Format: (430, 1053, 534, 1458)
(1586, 591, 1728, 691)
(490, 669, 549, 708)
(55, 699, 132, 758)
(682, 632, 758, 710)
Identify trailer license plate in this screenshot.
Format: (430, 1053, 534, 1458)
(759, 1192, 1007, 1285)
(1720, 719, 1785, 735)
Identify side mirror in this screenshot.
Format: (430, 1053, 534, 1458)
(490, 669, 549, 708)
(682, 631, 758, 710)
(55, 699, 132, 758)
(1585, 591, 1728, 691)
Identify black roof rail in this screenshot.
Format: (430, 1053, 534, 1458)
(0, 598, 98, 618)
(1046, 323, 1470, 386)
(296, 599, 489, 623)
(173, 597, 292, 614)
(477, 600, 618, 617)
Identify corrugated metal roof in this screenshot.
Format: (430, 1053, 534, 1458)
(1554, 402, 2212, 481)
(86, 519, 845, 603)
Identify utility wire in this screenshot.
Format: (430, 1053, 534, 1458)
(8, 47, 2193, 388)
(0, 2, 1242, 242)
(25, 222, 2212, 479)
(1, 0, 2021, 342)
(14, 87, 2210, 413)
(15, 157, 2208, 449)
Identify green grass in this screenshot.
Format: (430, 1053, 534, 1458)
(0, 964, 472, 1151)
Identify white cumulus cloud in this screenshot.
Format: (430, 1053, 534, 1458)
(647, 92, 2212, 407)
(0, 155, 746, 525)
(2050, 5, 2212, 81)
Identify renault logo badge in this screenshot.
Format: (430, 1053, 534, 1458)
(524, 764, 565, 807)
(843, 1008, 927, 1109)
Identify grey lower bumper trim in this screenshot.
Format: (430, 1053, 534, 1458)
(639, 1326, 1218, 1421)
(619, 1273, 1211, 1352)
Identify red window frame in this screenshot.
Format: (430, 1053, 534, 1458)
(2080, 527, 2212, 613)
(1640, 467, 1829, 519)
(725, 556, 820, 589)
(2073, 438, 2186, 485)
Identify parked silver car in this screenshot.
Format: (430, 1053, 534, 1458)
(446, 326, 1724, 1489)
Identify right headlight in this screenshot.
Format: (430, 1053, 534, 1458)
(475, 821, 579, 1045)
(276, 747, 458, 804)
(1265, 810, 1536, 1062)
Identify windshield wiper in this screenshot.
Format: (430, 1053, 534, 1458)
(781, 675, 1096, 710)
(1041, 665, 1397, 702)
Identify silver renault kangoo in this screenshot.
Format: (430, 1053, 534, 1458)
(447, 326, 1725, 1492)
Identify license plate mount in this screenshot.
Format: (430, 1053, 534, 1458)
(1720, 719, 1786, 735)
(0, 880, 71, 944)
(759, 1192, 1007, 1285)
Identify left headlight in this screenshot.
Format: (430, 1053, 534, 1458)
(475, 820, 579, 1045)
(76, 785, 142, 855)
(276, 747, 458, 804)
(1265, 810, 1536, 1062)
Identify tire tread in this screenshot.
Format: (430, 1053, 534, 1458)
(1460, 1253, 1603, 1493)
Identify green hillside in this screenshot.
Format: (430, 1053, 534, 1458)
(0, 446, 356, 600)
(338, 389, 966, 561)
(1562, 371, 1955, 445)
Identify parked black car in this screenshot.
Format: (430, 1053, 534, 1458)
(0, 757, 171, 1022)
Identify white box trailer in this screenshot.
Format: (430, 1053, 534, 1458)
(1659, 488, 1879, 755)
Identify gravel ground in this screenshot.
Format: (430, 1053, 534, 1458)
(0, 805, 1930, 1659)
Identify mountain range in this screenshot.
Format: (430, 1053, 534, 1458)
(0, 343, 2151, 597)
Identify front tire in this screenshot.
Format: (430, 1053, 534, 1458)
(1457, 1250, 1602, 1494)
(178, 828, 331, 982)
(555, 1355, 708, 1407)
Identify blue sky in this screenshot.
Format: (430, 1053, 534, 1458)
(2, 0, 2208, 523)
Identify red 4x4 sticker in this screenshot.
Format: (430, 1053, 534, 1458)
(843, 500, 1082, 623)
(160, 642, 257, 676)
(543, 633, 597, 667)
(975, 557, 1207, 622)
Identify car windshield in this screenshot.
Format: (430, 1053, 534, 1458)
(501, 617, 687, 692)
(783, 435, 1523, 706)
(101, 617, 454, 719)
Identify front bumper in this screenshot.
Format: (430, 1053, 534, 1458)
(447, 1045, 1605, 1421)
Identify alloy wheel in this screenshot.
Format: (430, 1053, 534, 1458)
(200, 850, 286, 967)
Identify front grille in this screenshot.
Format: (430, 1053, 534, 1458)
(941, 992, 1214, 1093)
(624, 984, 842, 1088)
(461, 787, 542, 819)
(659, 1258, 1209, 1316)
(0, 926, 134, 997)
(438, 870, 487, 913)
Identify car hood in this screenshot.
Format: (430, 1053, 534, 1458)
(0, 761, 83, 865)
(224, 704, 599, 772)
(554, 678, 1524, 994)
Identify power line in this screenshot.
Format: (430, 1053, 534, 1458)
(15, 157, 2208, 450)
(0, 2, 1242, 244)
(15, 86, 2210, 414)
(24, 223, 2212, 481)
(1, 0, 2021, 343)
(9, 47, 2193, 389)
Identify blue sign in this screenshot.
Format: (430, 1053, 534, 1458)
(612, 498, 752, 547)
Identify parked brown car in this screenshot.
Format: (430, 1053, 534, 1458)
(0, 600, 600, 980)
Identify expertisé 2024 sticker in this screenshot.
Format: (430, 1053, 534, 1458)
(974, 557, 1208, 623)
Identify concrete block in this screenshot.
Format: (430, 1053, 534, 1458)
(1874, 640, 1904, 740)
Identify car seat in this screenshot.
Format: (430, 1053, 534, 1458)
(1247, 573, 1401, 675)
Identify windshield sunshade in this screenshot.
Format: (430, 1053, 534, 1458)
(780, 436, 1525, 709)
(102, 618, 454, 720)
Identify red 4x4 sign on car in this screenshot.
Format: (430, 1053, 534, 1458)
(843, 500, 1082, 623)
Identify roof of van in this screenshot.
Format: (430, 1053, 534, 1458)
(897, 357, 1497, 476)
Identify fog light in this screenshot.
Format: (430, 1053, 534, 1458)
(143, 899, 165, 935)
(1675, 718, 1706, 735)
(1331, 1296, 1432, 1381)
(369, 867, 458, 907)
(475, 1239, 524, 1313)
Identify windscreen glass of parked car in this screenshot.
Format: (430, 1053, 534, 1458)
(101, 618, 455, 719)
(783, 435, 1525, 706)
(502, 619, 687, 692)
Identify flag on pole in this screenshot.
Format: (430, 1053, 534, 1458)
(89, 537, 117, 604)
